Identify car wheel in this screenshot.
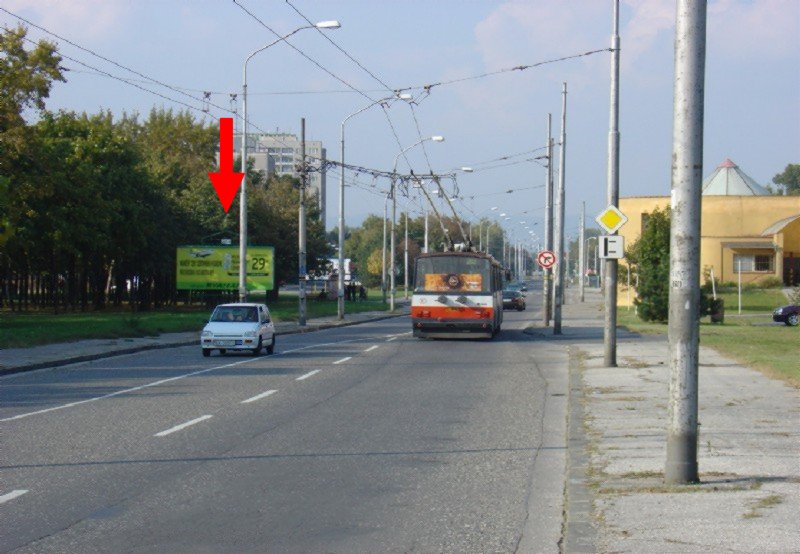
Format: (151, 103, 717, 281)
(787, 314, 799, 327)
(252, 337, 263, 356)
(202, 348, 211, 357)
(266, 335, 275, 355)
(219, 349, 226, 355)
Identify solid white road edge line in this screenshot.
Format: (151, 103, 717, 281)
(240, 390, 277, 404)
(1, 359, 253, 423)
(332, 357, 352, 365)
(0, 490, 28, 504)
(364, 345, 378, 352)
(296, 370, 320, 381)
(154, 415, 213, 437)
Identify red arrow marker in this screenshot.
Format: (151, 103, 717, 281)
(208, 118, 244, 213)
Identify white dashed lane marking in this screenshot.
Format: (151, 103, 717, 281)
(364, 345, 378, 352)
(0, 490, 28, 504)
(332, 357, 351, 365)
(296, 370, 321, 381)
(240, 390, 277, 404)
(154, 415, 213, 437)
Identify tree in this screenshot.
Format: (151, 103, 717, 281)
(0, 26, 64, 254)
(628, 207, 671, 322)
(248, 174, 331, 299)
(772, 164, 800, 195)
(0, 25, 64, 134)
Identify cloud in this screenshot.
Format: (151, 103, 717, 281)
(474, 0, 608, 71)
(3, 0, 130, 39)
(708, 0, 799, 60)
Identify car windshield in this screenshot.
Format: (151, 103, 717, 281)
(210, 306, 258, 323)
(503, 291, 517, 299)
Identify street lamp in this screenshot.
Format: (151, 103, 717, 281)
(384, 136, 445, 311)
(239, 20, 340, 303)
(338, 92, 410, 320)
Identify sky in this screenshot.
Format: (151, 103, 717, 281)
(3, 0, 798, 245)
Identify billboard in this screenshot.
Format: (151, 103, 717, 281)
(176, 246, 274, 291)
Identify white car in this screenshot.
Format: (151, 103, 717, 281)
(201, 303, 276, 357)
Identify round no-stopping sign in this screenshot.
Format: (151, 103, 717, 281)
(537, 250, 557, 269)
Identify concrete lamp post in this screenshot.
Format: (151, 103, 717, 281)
(385, 136, 445, 312)
(239, 20, 340, 303)
(339, 92, 411, 319)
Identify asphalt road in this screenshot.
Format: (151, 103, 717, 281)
(1, 286, 569, 553)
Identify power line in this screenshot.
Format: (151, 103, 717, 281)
(16, 35, 218, 119)
(232, 0, 377, 105)
(0, 7, 235, 117)
(399, 48, 613, 92)
(284, 0, 395, 94)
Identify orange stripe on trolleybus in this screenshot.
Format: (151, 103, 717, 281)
(411, 305, 494, 320)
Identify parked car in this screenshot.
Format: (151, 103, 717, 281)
(502, 290, 526, 311)
(772, 305, 799, 327)
(201, 303, 276, 356)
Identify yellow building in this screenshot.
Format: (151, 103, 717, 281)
(617, 159, 800, 304)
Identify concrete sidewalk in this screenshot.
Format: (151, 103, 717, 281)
(0, 305, 409, 376)
(546, 288, 800, 553)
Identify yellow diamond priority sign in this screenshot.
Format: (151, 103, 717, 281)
(595, 205, 628, 234)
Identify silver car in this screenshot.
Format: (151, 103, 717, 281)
(201, 303, 276, 357)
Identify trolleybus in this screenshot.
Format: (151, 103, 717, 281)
(411, 250, 504, 339)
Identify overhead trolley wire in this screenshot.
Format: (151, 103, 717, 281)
(284, 0, 396, 94)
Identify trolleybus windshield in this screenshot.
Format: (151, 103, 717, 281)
(414, 257, 491, 293)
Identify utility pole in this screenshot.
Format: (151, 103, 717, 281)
(553, 83, 567, 335)
(404, 209, 409, 299)
(666, 0, 706, 485)
(389, 176, 396, 312)
(381, 194, 388, 303)
(579, 201, 585, 302)
(298, 118, 307, 326)
(543, 114, 554, 326)
(424, 204, 429, 253)
(604, 0, 621, 367)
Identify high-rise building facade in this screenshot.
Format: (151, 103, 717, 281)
(232, 133, 327, 227)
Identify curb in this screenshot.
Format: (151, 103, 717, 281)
(0, 311, 408, 377)
(562, 346, 597, 553)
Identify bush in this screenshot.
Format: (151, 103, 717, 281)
(630, 207, 671, 322)
(757, 276, 784, 289)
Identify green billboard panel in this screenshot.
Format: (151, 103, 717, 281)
(176, 246, 274, 291)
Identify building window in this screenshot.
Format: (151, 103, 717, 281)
(733, 253, 774, 272)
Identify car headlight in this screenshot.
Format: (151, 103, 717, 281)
(243, 330, 258, 337)
(774, 308, 782, 315)
(201, 330, 213, 338)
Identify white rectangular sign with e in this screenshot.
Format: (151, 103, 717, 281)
(599, 235, 625, 259)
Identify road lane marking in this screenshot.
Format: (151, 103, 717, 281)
(1, 359, 254, 423)
(386, 337, 397, 342)
(2, 328, 410, 422)
(332, 357, 351, 365)
(296, 370, 321, 381)
(0, 490, 28, 504)
(240, 390, 277, 404)
(154, 415, 213, 437)
(364, 345, 378, 352)
(278, 337, 367, 356)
